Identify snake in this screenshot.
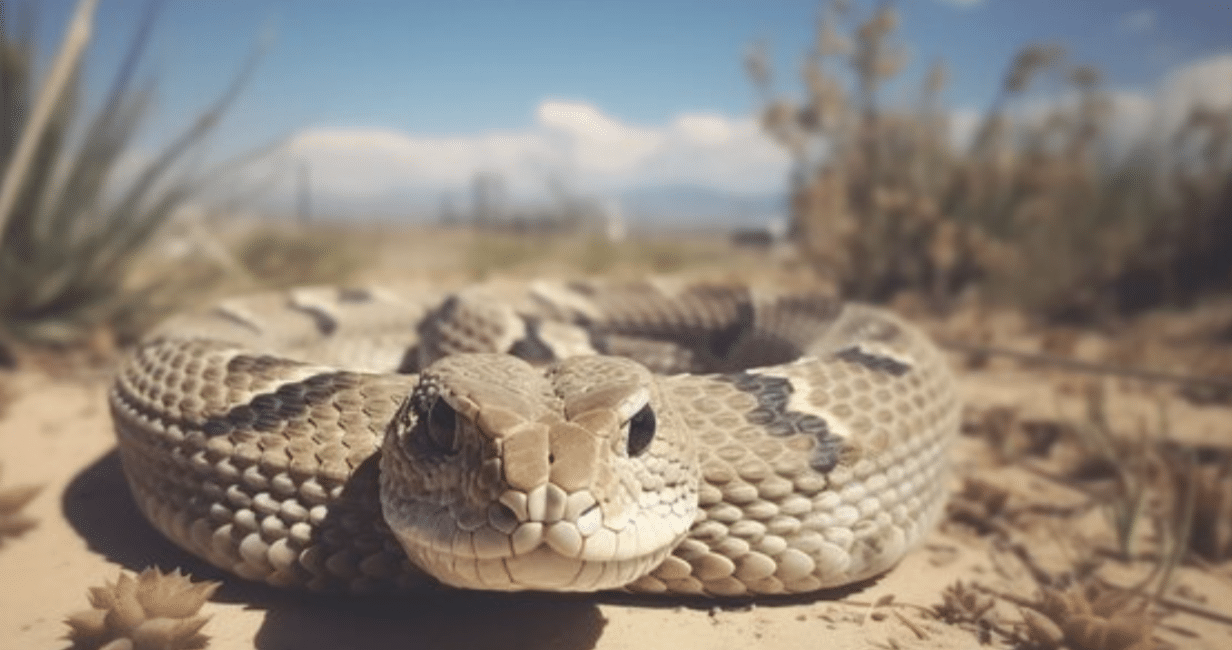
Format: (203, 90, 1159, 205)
(109, 280, 959, 597)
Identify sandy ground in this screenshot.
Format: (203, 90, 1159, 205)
(1, 308, 1231, 649)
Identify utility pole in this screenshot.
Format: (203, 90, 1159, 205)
(297, 161, 312, 223)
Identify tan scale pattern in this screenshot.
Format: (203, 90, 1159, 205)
(111, 338, 427, 592)
(110, 280, 959, 597)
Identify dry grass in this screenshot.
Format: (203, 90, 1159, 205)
(943, 358, 1232, 649)
(751, 1, 1232, 320)
(934, 290, 1232, 647)
(457, 229, 793, 283)
(1178, 444, 1232, 562)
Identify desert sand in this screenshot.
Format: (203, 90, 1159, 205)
(1, 290, 1231, 650)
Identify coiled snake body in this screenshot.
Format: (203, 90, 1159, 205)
(110, 281, 959, 597)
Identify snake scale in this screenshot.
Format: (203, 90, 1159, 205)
(110, 280, 959, 597)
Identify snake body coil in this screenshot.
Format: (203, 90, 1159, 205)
(110, 281, 959, 596)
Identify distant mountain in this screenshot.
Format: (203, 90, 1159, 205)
(243, 179, 787, 229)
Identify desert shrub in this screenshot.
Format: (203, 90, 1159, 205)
(752, 1, 1232, 319)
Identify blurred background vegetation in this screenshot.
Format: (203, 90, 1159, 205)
(1, 0, 1229, 360)
(750, 1, 1231, 321)
(0, 0, 270, 354)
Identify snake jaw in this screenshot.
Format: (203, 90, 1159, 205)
(381, 473, 691, 592)
(380, 433, 694, 592)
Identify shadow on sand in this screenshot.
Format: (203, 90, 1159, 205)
(63, 450, 606, 650)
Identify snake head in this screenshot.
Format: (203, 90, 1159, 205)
(379, 353, 699, 592)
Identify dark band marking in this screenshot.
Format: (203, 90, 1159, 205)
(116, 341, 421, 591)
(565, 281, 598, 297)
(290, 304, 339, 336)
(338, 287, 376, 303)
(558, 285, 847, 374)
(202, 369, 358, 437)
(721, 372, 848, 473)
(835, 346, 911, 376)
(705, 299, 755, 361)
(508, 319, 559, 364)
(210, 307, 265, 335)
(395, 346, 421, 374)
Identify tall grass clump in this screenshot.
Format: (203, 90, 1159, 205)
(0, 0, 256, 351)
(751, 1, 1232, 319)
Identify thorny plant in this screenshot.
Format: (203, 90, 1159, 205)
(1066, 386, 1163, 561)
(750, 0, 1232, 319)
(1062, 384, 1221, 591)
(65, 568, 220, 650)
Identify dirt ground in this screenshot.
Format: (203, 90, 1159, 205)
(1, 263, 1231, 649)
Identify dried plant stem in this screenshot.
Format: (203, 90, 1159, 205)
(940, 339, 1232, 390)
(752, 0, 1232, 316)
(0, 0, 97, 242)
(1155, 593, 1232, 627)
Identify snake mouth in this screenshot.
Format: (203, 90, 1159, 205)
(385, 485, 693, 592)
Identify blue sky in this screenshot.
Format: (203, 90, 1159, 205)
(16, 0, 1232, 220)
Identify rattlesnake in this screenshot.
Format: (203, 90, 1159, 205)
(110, 280, 959, 597)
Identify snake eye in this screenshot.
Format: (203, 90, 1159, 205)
(424, 399, 460, 455)
(626, 404, 656, 457)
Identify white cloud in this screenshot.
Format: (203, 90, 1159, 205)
(1154, 54, 1232, 122)
(1118, 9, 1156, 34)
(269, 100, 791, 209)
(232, 54, 1231, 220)
(673, 113, 736, 146)
(947, 54, 1232, 158)
(285, 128, 555, 197)
(537, 100, 663, 174)
(1089, 54, 1231, 155)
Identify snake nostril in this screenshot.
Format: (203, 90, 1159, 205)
(490, 502, 521, 531)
